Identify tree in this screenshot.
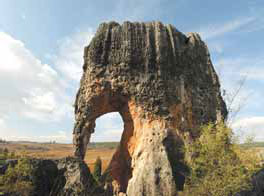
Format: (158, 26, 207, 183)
(181, 122, 261, 196)
(222, 76, 248, 125)
(93, 156, 102, 182)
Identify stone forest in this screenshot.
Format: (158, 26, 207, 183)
(0, 21, 263, 196)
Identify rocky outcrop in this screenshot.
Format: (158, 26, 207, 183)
(49, 157, 100, 196)
(235, 169, 264, 196)
(73, 21, 227, 196)
(0, 157, 103, 196)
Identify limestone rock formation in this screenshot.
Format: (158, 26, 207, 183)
(49, 157, 100, 196)
(0, 157, 101, 196)
(73, 21, 227, 196)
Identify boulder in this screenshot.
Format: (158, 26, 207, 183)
(252, 168, 264, 195)
(49, 157, 101, 196)
(234, 169, 264, 196)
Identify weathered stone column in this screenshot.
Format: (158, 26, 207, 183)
(73, 21, 227, 196)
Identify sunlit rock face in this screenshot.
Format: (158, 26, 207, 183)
(73, 21, 227, 196)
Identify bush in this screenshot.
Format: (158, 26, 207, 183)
(181, 122, 261, 196)
(3, 148, 8, 159)
(0, 149, 17, 160)
(0, 158, 33, 196)
(0, 160, 5, 166)
(93, 156, 102, 182)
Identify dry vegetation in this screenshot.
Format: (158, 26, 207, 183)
(1, 140, 263, 173)
(0, 142, 117, 172)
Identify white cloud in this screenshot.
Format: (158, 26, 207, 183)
(39, 131, 70, 141)
(241, 66, 264, 81)
(0, 30, 96, 142)
(214, 57, 264, 81)
(198, 16, 256, 40)
(22, 90, 56, 113)
(0, 117, 17, 141)
(0, 32, 25, 71)
(54, 30, 94, 82)
(0, 31, 72, 123)
(8, 136, 33, 141)
(213, 55, 264, 125)
(0, 118, 5, 127)
(5, 131, 71, 143)
(91, 112, 124, 142)
(232, 116, 264, 141)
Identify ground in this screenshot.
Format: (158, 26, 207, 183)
(0, 142, 118, 172)
(1, 141, 264, 172)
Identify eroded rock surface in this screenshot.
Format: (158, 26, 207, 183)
(0, 157, 102, 196)
(50, 157, 100, 196)
(73, 21, 227, 196)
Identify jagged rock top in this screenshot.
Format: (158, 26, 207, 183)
(76, 21, 227, 124)
(84, 21, 205, 76)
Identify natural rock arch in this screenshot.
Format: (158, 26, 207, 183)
(73, 21, 227, 196)
(75, 92, 135, 192)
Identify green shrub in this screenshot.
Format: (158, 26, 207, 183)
(0, 160, 5, 166)
(181, 122, 261, 196)
(93, 156, 102, 182)
(0, 158, 33, 196)
(3, 148, 8, 159)
(0, 149, 17, 160)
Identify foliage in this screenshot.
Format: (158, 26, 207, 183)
(0, 160, 5, 166)
(0, 158, 34, 196)
(0, 148, 9, 160)
(181, 122, 261, 196)
(0, 148, 18, 160)
(93, 156, 102, 182)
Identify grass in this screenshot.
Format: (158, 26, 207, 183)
(0, 160, 5, 166)
(0, 142, 117, 172)
(0, 141, 263, 172)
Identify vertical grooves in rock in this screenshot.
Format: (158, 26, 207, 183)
(166, 24, 176, 59)
(154, 22, 162, 75)
(145, 23, 157, 73)
(73, 21, 228, 196)
(164, 25, 176, 77)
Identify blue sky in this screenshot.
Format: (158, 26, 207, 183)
(0, 0, 263, 143)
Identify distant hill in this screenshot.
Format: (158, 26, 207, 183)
(88, 142, 119, 149)
(240, 142, 264, 148)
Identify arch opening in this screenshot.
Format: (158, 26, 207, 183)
(86, 108, 134, 194)
(86, 112, 123, 171)
(93, 112, 123, 143)
(73, 90, 136, 193)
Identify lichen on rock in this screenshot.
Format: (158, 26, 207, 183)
(73, 21, 227, 196)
